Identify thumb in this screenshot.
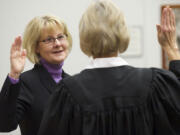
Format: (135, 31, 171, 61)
(156, 24, 161, 33)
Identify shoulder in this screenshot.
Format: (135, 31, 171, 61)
(150, 67, 179, 90)
(62, 66, 156, 89)
(131, 67, 179, 91)
(62, 66, 154, 105)
(64, 66, 153, 81)
(62, 70, 71, 79)
(20, 64, 41, 82)
(53, 66, 180, 113)
(126, 66, 153, 81)
(151, 67, 177, 81)
(125, 66, 177, 84)
(169, 60, 180, 77)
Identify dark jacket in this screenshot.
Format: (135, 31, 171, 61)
(0, 64, 69, 135)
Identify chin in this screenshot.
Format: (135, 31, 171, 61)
(52, 55, 67, 63)
(53, 59, 65, 64)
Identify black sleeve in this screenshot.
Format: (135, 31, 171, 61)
(169, 60, 180, 79)
(151, 68, 180, 134)
(0, 76, 32, 132)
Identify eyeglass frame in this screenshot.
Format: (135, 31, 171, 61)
(38, 34, 67, 45)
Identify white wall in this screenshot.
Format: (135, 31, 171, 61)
(0, 0, 180, 134)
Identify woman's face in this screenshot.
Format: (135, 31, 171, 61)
(36, 27, 69, 64)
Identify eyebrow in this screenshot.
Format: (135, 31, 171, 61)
(46, 33, 64, 37)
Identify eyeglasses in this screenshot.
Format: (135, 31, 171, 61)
(39, 34, 67, 44)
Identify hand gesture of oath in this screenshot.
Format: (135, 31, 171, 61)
(9, 36, 27, 79)
(157, 6, 180, 61)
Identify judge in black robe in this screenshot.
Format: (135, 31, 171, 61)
(38, 2, 180, 135)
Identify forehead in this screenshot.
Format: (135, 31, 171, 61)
(40, 25, 64, 38)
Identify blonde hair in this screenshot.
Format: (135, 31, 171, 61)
(79, 0, 129, 58)
(22, 15, 72, 64)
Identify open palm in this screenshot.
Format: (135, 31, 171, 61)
(157, 7, 180, 61)
(157, 7, 176, 49)
(10, 36, 26, 78)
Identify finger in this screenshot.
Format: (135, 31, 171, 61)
(166, 7, 170, 29)
(22, 49, 27, 57)
(169, 8, 173, 28)
(10, 43, 15, 56)
(11, 37, 19, 54)
(21, 49, 27, 65)
(162, 7, 167, 29)
(163, 7, 169, 30)
(161, 8, 164, 26)
(15, 36, 22, 51)
(171, 8, 176, 28)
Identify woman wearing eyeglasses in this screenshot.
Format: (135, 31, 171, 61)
(0, 15, 72, 135)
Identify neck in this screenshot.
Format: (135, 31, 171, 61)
(40, 58, 64, 83)
(93, 53, 118, 59)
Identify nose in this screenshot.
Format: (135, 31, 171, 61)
(53, 39, 62, 47)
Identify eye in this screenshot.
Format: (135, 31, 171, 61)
(43, 37, 54, 43)
(57, 35, 65, 40)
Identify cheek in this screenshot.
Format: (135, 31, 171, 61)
(64, 50, 70, 58)
(64, 44, 69, 53)
(65, 42, 70, 54)
(63, 40, 69, 48)
(38, 47, 49, 56)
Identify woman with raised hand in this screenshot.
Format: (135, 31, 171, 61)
(0, 15, 72, 135)
(38, 1, 180, 135)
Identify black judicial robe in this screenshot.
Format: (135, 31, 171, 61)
(0, 64, 69, 135)
(38, 61, 180, 135)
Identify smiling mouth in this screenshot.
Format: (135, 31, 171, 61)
(53, 50, 63, 54)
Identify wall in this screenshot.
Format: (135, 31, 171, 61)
(0, 0, 179, 134)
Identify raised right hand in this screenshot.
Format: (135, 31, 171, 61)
(9, 36, 27, 79)
(157, 6, 180, 61)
